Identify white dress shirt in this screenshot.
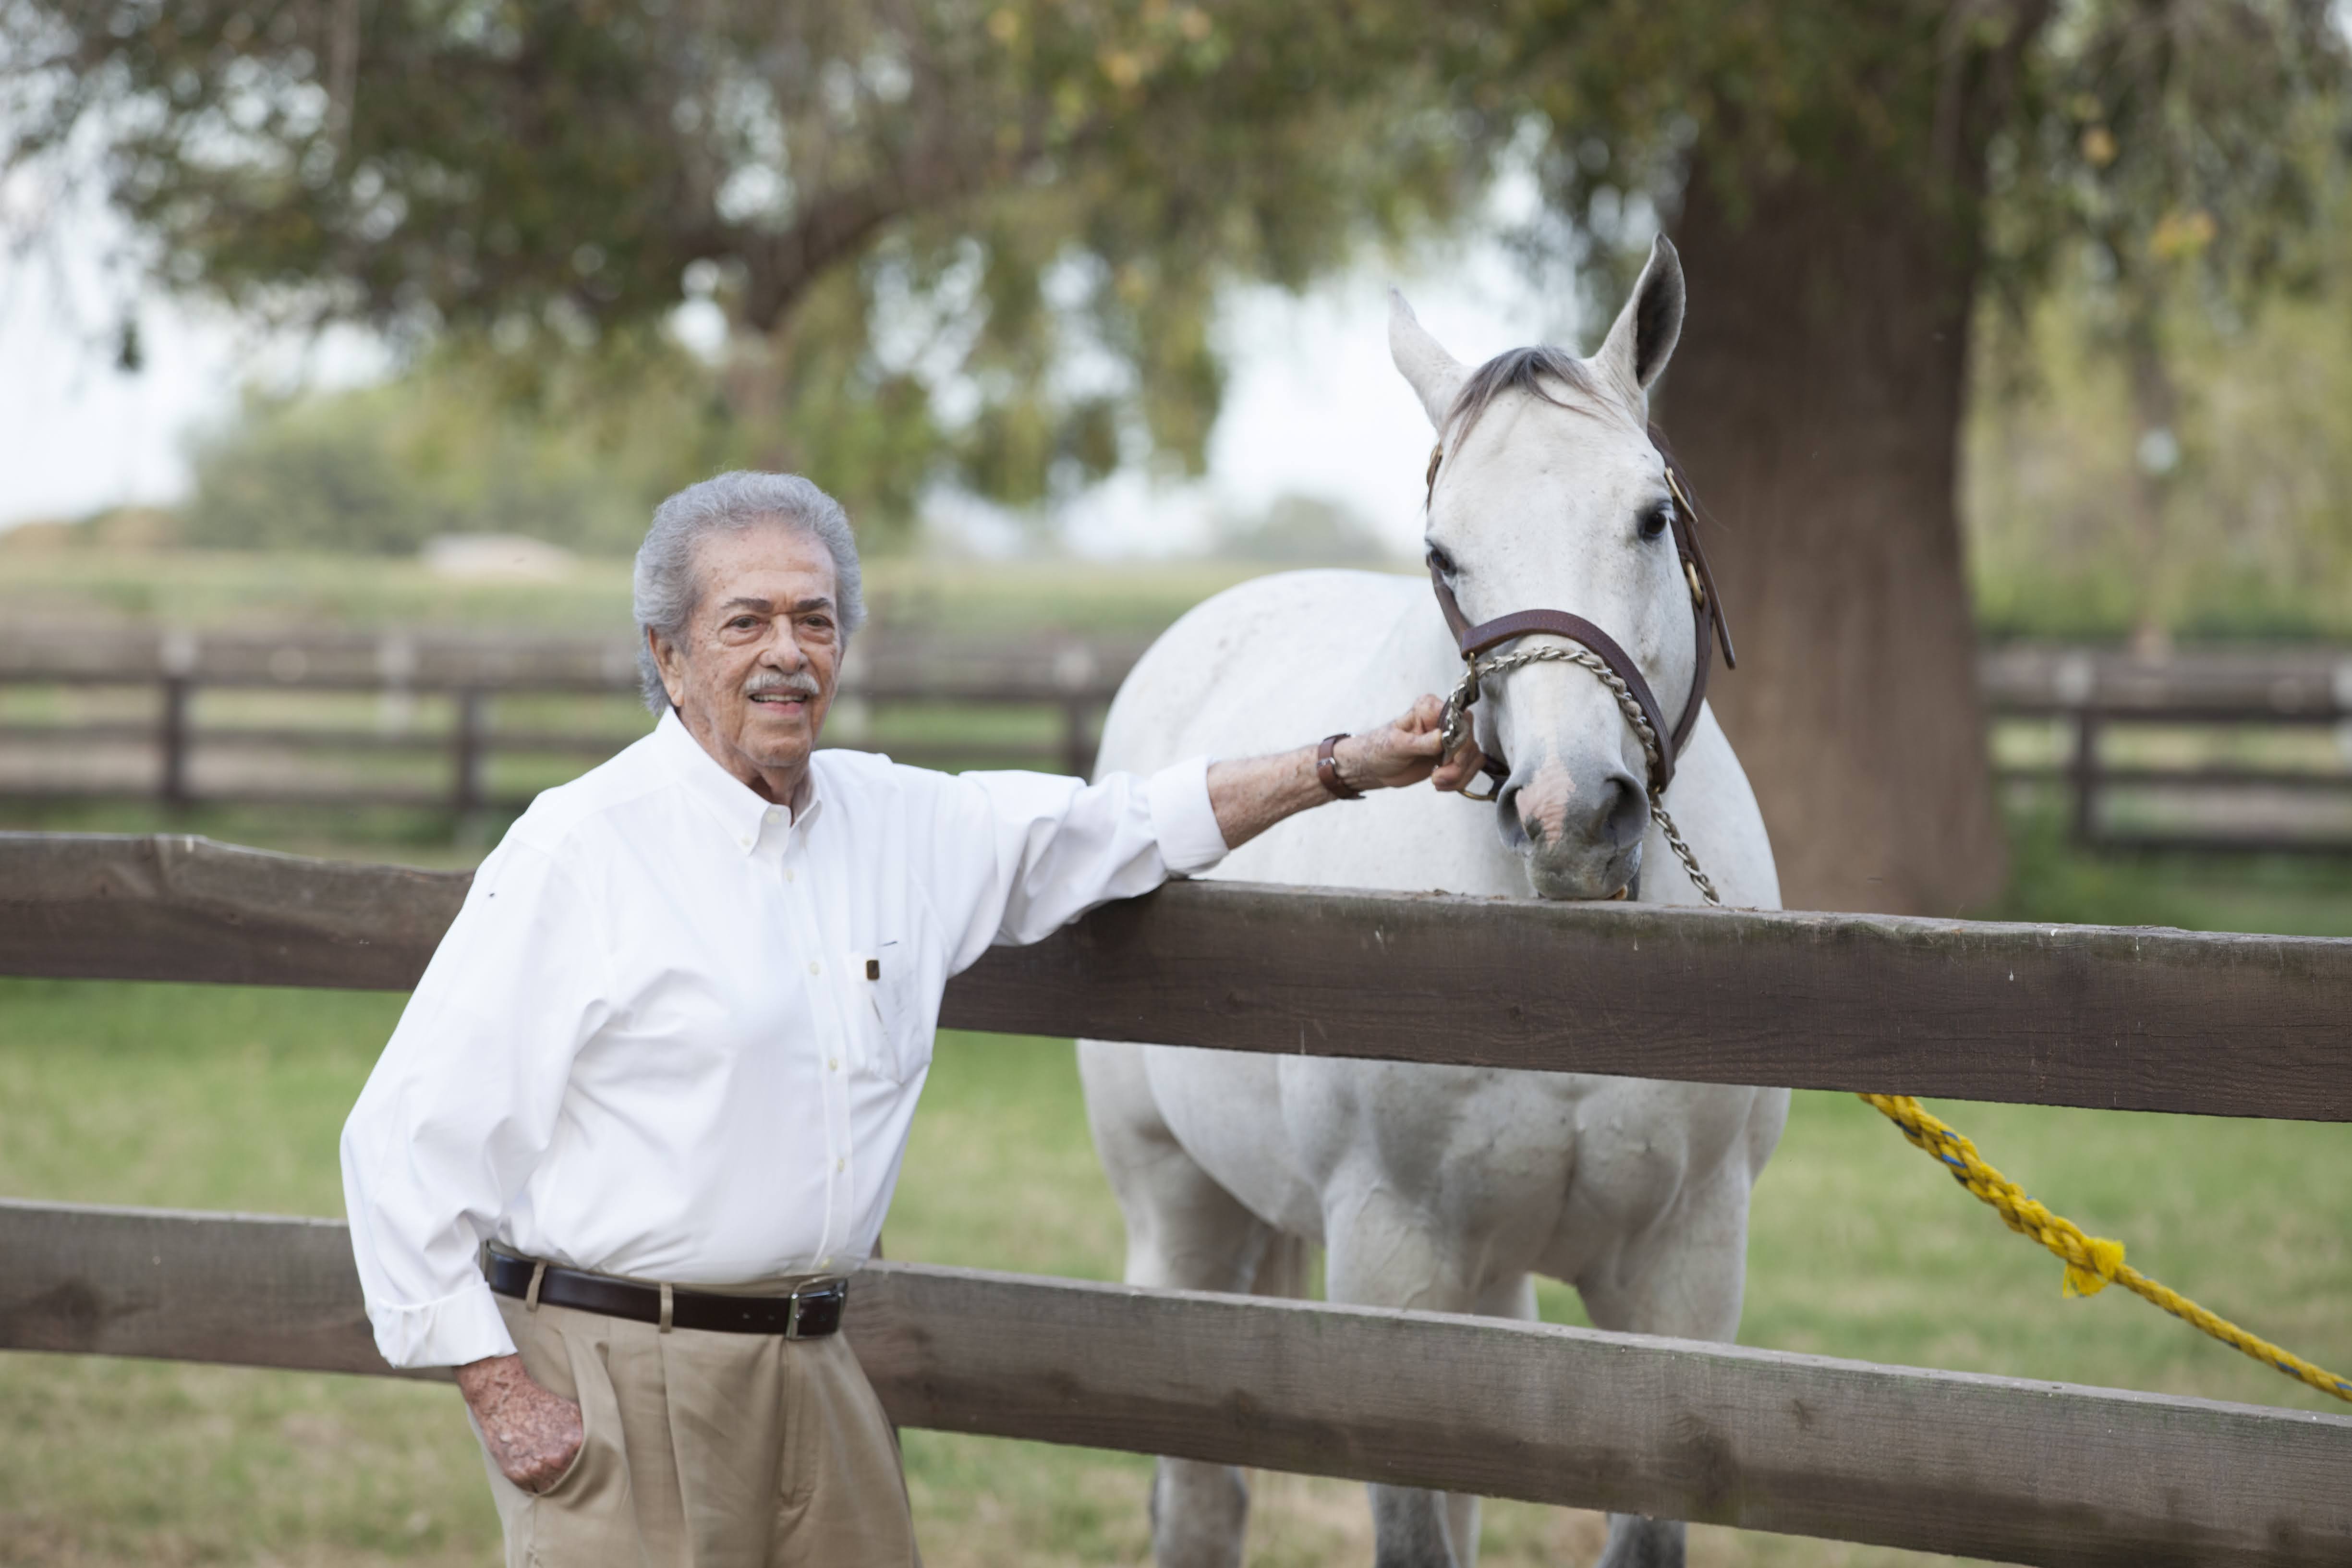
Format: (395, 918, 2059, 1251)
(341, 709, 1227, 1369)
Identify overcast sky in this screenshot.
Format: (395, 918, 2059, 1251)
(0, 196, 1582, 559)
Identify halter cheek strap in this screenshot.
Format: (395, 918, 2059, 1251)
(1425, 424, 1735, 796)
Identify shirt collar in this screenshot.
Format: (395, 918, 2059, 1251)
(651, 708, 824, 855)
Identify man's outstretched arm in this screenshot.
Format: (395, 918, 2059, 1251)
(1206, 693, 1482, 850)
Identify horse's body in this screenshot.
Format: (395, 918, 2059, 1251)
(1078, 239, 1790, 1568)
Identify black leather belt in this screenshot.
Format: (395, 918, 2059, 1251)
(486, 1253, 847, 1338)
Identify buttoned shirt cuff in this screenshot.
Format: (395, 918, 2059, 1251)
(367, 1277, 519, 1370)
(1147, 754, 1228, 875)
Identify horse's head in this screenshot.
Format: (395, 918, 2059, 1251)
(1390, 236, 1695, 901)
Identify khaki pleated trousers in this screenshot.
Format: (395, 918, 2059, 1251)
(478, 1295, 920, 1567)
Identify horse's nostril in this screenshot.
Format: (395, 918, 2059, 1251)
(1601, 776, 1647, 849)
(1496, 784, 1535, 846)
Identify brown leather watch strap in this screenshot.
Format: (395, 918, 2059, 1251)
(1316, 733, 1364, 800)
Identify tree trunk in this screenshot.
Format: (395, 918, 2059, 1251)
(1664, 164, 2007, 916)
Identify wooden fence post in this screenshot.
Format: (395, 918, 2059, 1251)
(2070, 709, 2101, 845)
(1061, 697, 1094, 780)
(156, 630, 199, 811)
(1051, 642, 1099, 780)
(158, 677, 192, 810)
(451, 689, 486, 816)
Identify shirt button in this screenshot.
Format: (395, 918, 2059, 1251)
(827, 1057, 840, 1072)
(835, 1156, 846, 1172)
(807, 960, 822, 976)
(782, 867, 796, 883)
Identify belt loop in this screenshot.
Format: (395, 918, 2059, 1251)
(524, 1261, 546, 1313)
(658, 1281, 674, 1334)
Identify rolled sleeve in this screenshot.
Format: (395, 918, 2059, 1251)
(365, 1278, 516, 1369)
(1146, 754, 1228, 875)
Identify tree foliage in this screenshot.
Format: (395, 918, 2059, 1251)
(181, 334, 733, 553)
(7, 0, 1476, 534)
(11, 1, 2347, 569)
(1401, 0, 2347, 326)
(1970, 198, 2352, 642)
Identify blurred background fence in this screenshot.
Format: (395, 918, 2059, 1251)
(1983, 644, 2352, 853)
(5, 625, 2351, 853)
(0, 626, 1144, 816)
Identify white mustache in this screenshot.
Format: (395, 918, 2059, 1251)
(744, 673, 822, 699)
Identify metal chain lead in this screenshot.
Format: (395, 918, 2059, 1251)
(1441, 645, 1724, 908)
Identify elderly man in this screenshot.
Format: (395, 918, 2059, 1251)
(341, 471, 1480, 1566)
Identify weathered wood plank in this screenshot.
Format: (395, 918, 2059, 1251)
(3, 1200, 2346, 1567)
(7, 833, 2348, 1120)
(854, 1259, 2352, 1568)
(0, 833, 465, 990)
(942, 878, 2352, 1121)
(0, 1199, 448, 1381)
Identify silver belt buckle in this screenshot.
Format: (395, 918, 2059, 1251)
(784, 1289, 806, 1339)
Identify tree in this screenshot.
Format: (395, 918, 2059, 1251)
(5, 0, 1471, 535)
(1459, 0, 2346, 912)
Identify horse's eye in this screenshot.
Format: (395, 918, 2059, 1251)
(1426, 544, 1458, 577)
(1639, 503, 1673, 541)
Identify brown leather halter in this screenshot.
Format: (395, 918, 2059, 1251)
(1426, 423, 1735, 799)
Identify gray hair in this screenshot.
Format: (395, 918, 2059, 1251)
(631, 471, 868, 714)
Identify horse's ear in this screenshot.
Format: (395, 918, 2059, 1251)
(1388, 287, 1467, 431)
(1594, 234, 1686, 409)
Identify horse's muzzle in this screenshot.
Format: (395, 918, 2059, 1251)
(1497, 761, 1649, 900)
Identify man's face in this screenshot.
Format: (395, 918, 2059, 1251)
(650, 521, 844, 797)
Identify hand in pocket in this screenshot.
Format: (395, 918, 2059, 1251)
(457, 1352, 586, 1493)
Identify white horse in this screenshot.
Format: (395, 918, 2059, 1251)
(1077, 237, 1789, 1568)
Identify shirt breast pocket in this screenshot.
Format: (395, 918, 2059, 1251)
(849, 940, 934, 1084)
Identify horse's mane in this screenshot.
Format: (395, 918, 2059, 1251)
(1442, 345, 1614, 450)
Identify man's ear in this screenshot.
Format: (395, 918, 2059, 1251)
(1592, 234, 1686, 411)
(648, 625, 687, 710)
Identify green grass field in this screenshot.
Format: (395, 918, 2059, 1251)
(3, 821, 2350, 1567)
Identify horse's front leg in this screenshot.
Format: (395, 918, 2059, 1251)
(1325, 1196, 1531, 1568)
(1574, 1155, 1762, 1568)
(1080, 1039, 1275, 1568)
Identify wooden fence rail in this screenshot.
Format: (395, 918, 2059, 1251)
(4, 833, 2350, 1121)
(5, 1198, 2348, 1568)
(8, 630, 2352, 847)
(0, 630, 1140, 812)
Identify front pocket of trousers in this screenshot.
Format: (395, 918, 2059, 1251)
(532, 1330, 620, 1507)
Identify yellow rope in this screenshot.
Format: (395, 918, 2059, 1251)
(1856, 1092, 2352, 1405)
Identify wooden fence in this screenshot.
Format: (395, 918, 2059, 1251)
(1982, 642, 2352, 852)
(6, 628, 2352, 850)
(3, 832, 2350, 1564)
(0, 627, 1141, 812)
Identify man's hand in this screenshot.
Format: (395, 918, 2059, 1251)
(1205, 694, 1489, 851)
(456, 1352, 584, 1494)
(1333, 693, 1488, 795)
